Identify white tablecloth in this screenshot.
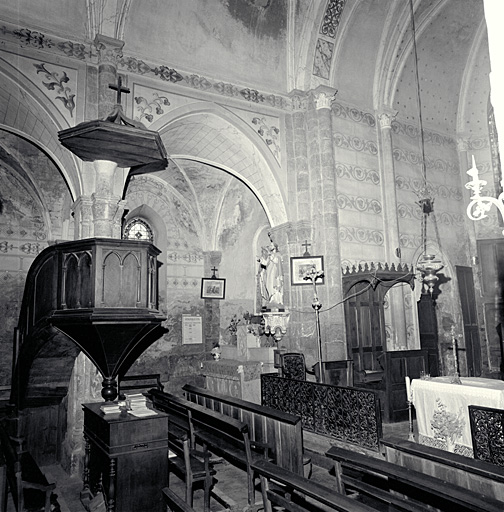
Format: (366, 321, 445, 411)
(411, 376, 504, 457)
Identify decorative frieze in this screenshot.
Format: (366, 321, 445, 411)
(338, 226, 384, 245)
(395, 175, 463, 201)
(320, 0, 347, 38)
(337, 194, 382, 214)
(391, 119, 456, 148)
(334, 133, 378, 155)
(392, 148, 458, 176)
(335, 163, 380, 185)
(333, 103, 376, 127)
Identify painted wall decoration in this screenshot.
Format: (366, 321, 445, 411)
(320, 0, 347, 38)
(34, 62, 75, 117)
(251, 116, 280, 160)
(313, 38, 334, 80)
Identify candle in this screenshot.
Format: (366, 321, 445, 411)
(405, 376, 411, 402)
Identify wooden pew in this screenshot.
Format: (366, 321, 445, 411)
(0, 421, 57, 512)
(382, 436, 504, 503)
(148, 389, 266, 506)
(182, 384, 304, 476)
(326, 445, 503, 512)
(251, 459, 379, 512)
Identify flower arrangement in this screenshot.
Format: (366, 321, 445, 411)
(430, 398, 464, 449)
(210, 345, 221, 360)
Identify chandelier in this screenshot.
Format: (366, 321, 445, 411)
(408, 0, 443, 294)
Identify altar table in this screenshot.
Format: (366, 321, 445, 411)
(411, 376, 504, 457)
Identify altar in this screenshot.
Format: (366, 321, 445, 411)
(411, 376, 504, 457)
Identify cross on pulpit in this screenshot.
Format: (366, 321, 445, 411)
(211, 266, 218, 278)
(302, 240, 311, 256)
(109, 76, 130, 105)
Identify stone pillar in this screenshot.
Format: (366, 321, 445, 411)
(94, 34, 124, 119)
(377, 108, 408, 349)
(72, 196, 93, 240)
(304, 86, 345, 361)
(203, 251, 222, 352)
(377, 109, 401, 262)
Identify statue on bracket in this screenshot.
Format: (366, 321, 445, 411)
(258, 232, 284, 311)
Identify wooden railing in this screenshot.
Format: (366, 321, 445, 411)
(261, 373, 382, 451)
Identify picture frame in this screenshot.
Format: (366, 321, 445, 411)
(290, 256, 325, 286)
(201, 278, 226, 299)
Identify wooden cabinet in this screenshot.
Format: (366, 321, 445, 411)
(82, 403, 168, 512)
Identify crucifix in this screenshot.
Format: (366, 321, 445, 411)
(109, 76, 130, 105)
(302, 240, 311, 256)
(211, 266, 218, 278)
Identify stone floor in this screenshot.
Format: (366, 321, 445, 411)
(4, 420, 415, 511)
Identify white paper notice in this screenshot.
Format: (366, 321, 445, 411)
(182, 315, 202, 345)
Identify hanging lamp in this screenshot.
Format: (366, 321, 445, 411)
(408, 0, 443, 295)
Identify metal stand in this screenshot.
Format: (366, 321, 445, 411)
(304, 266, 325, 384)
(312, 298, 324, 384)
(407, 400, 415, 441)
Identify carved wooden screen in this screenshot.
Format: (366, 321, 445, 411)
(342, 264, 415, 387)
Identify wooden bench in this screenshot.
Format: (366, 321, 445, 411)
(0, 421, 57, 512)
(382, 436, 504, 503)
(251, 459, 379, 512)
(182, 384, 305, 476)
(149, 389, 267, 506)
(326, 445, 503, 512)
(161, 487, 196, 512)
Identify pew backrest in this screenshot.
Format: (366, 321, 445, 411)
(327, 445, 503, 512)
(251, 459, 379, 512)
(182, 383, 303, 475)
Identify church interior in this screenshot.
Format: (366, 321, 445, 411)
(2, 0, 504, 511)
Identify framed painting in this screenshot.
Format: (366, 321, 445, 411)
(201, 278, 226, 299)
(290, 256, 325, 286)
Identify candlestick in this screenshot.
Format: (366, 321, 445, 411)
(405, 376, 412, 402)
(405, 376, 415, 441)
(450, 326, 462, 384)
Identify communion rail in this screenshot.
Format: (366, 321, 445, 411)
(261, 373, 382, 451)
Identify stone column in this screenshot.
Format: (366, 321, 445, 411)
(72, 196, 93, 240)
(203, 251, 222, 352)
(377, 108, 408, 349)
(304, 86, 345, 361)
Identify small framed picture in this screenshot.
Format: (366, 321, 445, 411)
(290, 256, 325, 286)
(201, 278, 226, 300)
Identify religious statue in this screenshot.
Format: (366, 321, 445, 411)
(258, 237, 284, 310)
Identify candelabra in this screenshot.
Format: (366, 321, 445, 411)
(466, 155, 504, 233)
(303, 266, 325, 383)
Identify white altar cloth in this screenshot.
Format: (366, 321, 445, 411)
(411, 376, 504, 457)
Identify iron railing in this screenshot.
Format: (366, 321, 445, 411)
(261, 373, 382, 451)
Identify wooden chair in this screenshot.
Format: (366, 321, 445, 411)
(0, 421, 58, 512)
(280, 353, 315, 381)
(162, 487, 196, 512)
(167, 426, 215, 512)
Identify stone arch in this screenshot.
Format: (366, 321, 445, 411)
(0, 59, 81, 199)
(150, 102, 288, 228)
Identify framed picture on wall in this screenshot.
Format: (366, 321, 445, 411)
(290, 256, 325, 286)
(201, 278, 226, 299)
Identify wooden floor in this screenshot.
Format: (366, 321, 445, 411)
(4, 420, 415, 512)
